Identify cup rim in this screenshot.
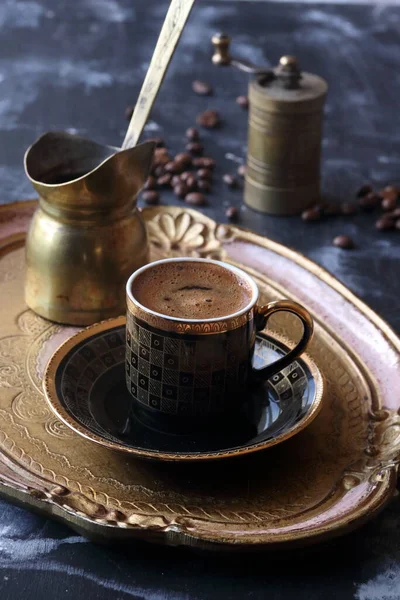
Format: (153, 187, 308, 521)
(126, 257, 259, 323)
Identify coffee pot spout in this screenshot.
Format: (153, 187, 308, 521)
(24, 131, 155, 214)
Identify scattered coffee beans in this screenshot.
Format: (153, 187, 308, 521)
(236, 95, 249, 109)
(157, 174, 172, 187)
(197, 179, 211, 193)
(375, 216, 395, 231)
(301, 208, 321, 222)
(171, 175, 181, 187)
(164, 161, 183, 174)
(185, 192, 207, 206)
(388, 207, 400, 219)
(142, 190, 159, 205)
(196, 109, 220, 129)
(174, 182, 189, 199)
(356, 184, 373, 198)
(197, 168, 212, 180)
(359, 192, 380, 211)
(223, 174, 238, 188)
(380, 185, 399, 201)
(186, 127, 200, 141)
(192, 80, 213, 96)
(180, 171, 192, 182)
(175, 152, 192, 167)
(153, 165, 165, 178)
(225, 206, 239, 220)
(333, 235, 355, 249)
(381, 196, 397, 212)
(237, 164, 246, 177)
(185, 175, 197, 192)
(186, 142, 204, 155)
(193, 157, 216, 170)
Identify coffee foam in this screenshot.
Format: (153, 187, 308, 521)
(131, 261, 253, 320)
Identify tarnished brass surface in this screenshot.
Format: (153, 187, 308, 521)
(245, 74, 327, 215)
(24, 134, 154, 325)
(0, 202, 399, 549)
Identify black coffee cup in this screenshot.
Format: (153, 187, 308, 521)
(126, 258, 313, 433)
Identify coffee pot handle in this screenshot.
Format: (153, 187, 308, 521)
(253, 300, 314, 379)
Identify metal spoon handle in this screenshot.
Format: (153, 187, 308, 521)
(122, 0, 196, 150)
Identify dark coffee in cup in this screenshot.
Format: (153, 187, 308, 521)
(131, 260, 253, 320)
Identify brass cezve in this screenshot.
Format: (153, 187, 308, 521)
(23, 0, 196, 326)
(24, 132, 155, 326)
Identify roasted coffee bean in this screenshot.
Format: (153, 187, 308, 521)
(196, 109, 220, 129)
(376, 216, 395, 231)
(174, 183, 189, 199)
(341, 202, 358, 216)
(192, 80, 213, 96)
(174, 152, 192, 167)
(185, 175, 197, 191)
(301, 208, 321, 222)
(197, 168, 212, 180)
(225, 206, 239, 220)
(237, 164, 246, 177)
(381, 196, 397, 212)
(359, 192, 380, 211)
(192, 157, 216, 169)
(197, 179, 211, 193)
(125, 104, 135, 120)
(333, 235, 355, 249)
(153, 164, 165, 178)
(356, 184, 373, 198)
(180, 171, 191, 182)
(185, 192, 207, 206)
(171, 175, 182, 187)
(157, 174, 172, 187)
(143, 176, 157, 191)
(142, 190, 159, 205)
(380, 185, 399, 201)
(223, 174, 238, 188)
(186, 127, 200, 141)
(164, 161, 184, 174)
(236, 95, 249, 109)
(153, 151, 170, 167)
(186, 142, 204, 155)
(154, 147, 169, 158)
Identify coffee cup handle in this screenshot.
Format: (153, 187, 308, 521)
(253, 299, 314, 379)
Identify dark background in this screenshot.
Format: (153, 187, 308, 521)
(0, 1, 399, 598)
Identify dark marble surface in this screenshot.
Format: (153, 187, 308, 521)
(0, 1, 399, 598)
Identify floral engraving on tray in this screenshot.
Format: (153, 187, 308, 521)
(145, 209, 236, 260)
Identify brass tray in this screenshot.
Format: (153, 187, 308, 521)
(0, 200, 399, 550)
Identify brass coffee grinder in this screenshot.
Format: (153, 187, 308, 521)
(212, 33, 328, 215)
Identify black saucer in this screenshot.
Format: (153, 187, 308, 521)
(44, 318, 323, 461)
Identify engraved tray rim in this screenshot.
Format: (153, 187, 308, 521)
(43, 316, 324, 462)
(0, 200, 399, 551)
